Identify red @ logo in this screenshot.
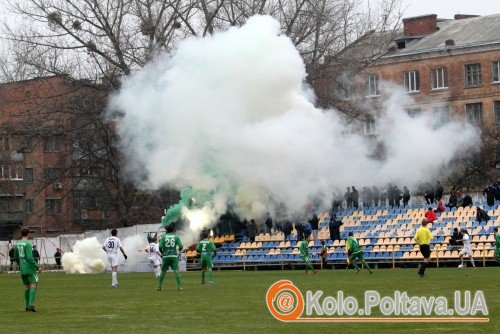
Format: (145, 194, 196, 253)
(266, 280, 304, 321)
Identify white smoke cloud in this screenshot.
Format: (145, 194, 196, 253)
(109, 15, 480, 235)
(62, 236, 148, 274)
(62, 237, 106, 274)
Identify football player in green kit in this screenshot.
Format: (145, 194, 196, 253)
(299, 236, 317, 274)
(13, 227, 40, 312)
(196, 231, 217, 284)
(346, 231, 372, 274)
(158, 225, 184, 291)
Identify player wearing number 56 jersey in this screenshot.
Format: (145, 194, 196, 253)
(102, 229, 128, 288)
(196, 231, 217, 284)
(158, 225, 184, 291)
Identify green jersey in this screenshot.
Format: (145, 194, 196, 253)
(495, 233, 500, 249)
(299, 240, 309, 257)
(346, 236, 361, 254)
(13, 240, 39, 275)
(196, 239, 216, 256)
(159, 233, 183, 258)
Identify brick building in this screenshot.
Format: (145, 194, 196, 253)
(317, 13, 500, 142)
(0, 76, 179, 240)
(0, 76, 115, 239)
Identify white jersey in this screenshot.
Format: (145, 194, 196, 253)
(103, 236, 123, 254)
(146, 242, 161, 261)
(462, 233, 471, 251)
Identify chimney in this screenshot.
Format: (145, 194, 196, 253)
(403, 14, 438, 37)
(454, 14, 479, 20)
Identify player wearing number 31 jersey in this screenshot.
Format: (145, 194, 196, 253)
(102, 229, 128, 288)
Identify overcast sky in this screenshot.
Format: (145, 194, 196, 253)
(1, 1, 500, 56)
(371, 0, 500, 19)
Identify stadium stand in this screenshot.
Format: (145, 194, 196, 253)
(190, 202, 498, 269)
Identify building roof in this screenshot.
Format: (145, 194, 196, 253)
(393, 13, 500, 56)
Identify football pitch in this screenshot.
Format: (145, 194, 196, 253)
(0, 267, 498, 333)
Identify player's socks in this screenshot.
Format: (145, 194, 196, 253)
(24, 289, 30, 308)
(201, 270, 206, 283)
(29, 287, 37, 307)
(352, 261, 360, 271)
(362, 261, 372, 273)
(158, 271, 166, 288)
(112, 272, 118, 286)
(306, 263, 314, 271)
(470, 257, 475, 268)
(208, 270, 213, 282)
(175, 272, 182, 288)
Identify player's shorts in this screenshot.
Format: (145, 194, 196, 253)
(459, 247, 473, 257)
(107, 253, 119, 267)
(200, 255, 213, 269)
(21, 273, 39, 285)
(349, 250, 364, 261)
(148, 258, 161, 267)
(300, 255, 310, 263)
(161, 256, 179, 271)
(419, 244, 431, 258)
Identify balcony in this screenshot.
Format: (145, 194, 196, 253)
(0, 179, 26, 195)
(0, 212, 25, 222)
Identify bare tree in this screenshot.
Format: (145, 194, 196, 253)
(2, 0, 404, 86)
(0, 1, 404, 231)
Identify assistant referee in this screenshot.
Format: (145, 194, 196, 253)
(414, 218, 434, 278)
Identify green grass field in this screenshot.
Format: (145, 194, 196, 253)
(0, 267, 498, 333)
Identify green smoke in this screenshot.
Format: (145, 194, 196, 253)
(161, 187, 212, 227)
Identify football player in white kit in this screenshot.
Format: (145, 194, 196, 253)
(145, 234, 162, 278)
(102, 229, 128, 287)
(458, 228, 476, 269)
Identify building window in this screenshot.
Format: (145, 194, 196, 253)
(0, 165, 9, 179)
(43, 135, 63, 152)
(338, 81, 352, 100)
(464, 63, 482, 87)
(1, 137, 10, 151)
(493, 61, 500, 83)
(25, 168, 33, 183)
(10, 166, 21, 179)
(44, 167, 62, 183)
(0, 165, 21, 180)
(26, 199, 34, 214)
(465, 103, 482, 125)
(406, 108, 421, 118)
(433, 106, 450, 126)
(430, 67, 448, 89)
(45, 199, 61, 215)
(365, 75, 379, 97)
(495, 101, 500, 124)
(23, 137, 33, 152)
(342, 117, 356, 135)
(404, 71, 420, 92)
(364, 115, 377, 135)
